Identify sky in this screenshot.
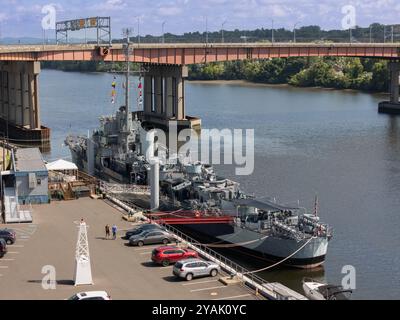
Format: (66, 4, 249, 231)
(1, 0, 400, 39)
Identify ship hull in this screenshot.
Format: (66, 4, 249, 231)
(69, 148, 86, 172)
(175, 223, 328, 269)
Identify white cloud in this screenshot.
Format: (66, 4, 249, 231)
(90, 0, 127, 11)
(0, 12, 8, 22)
(157, 6, 183, 16)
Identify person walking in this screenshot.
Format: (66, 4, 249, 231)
(105, 224, 110, 239)
(112, 224, 117, 240)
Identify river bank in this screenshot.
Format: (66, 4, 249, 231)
(42, 56, 390, 95)
(188, 79, 389, 97)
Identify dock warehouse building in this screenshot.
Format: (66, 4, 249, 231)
(12, 148, 49, 204)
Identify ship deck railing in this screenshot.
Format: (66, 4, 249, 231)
(99, 181, 150, 195)
(158, 222, 308, 300)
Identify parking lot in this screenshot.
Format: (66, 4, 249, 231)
(0, 198, 260, 300)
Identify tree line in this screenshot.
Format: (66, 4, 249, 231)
(188, 57, 389, 92)
(42, 57, 389, 93)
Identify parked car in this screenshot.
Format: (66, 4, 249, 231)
(128, 230, 175, 247)
(173, 258, 221, 281)
(125, 224, 162, 239)
(0, 239, 7, 258)
(152, 246, 198, 267)
(67, 291, 111, 300)
(0, 228, 16, 245)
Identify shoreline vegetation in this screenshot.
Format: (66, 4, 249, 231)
(187, 79, 389, 95)
(41, 56, 390, 94)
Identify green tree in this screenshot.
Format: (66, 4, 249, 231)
(370, 61, 388, 92)
(343, 58, 364, 79)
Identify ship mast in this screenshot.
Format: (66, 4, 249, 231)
(123, 28, 133, 152)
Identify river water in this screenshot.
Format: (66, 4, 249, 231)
(40, 69, 400, 299)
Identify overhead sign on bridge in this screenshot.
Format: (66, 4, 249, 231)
(56, 17, 111, 46)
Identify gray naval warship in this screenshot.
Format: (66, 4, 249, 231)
(65, 42, 333, 269)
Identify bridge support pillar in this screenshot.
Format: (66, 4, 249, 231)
(0, 61, 41, 129)
(379, 61, 400, 115)
(141, 64, 200, 133)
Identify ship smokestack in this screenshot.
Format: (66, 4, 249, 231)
(150, 160, 160, 211)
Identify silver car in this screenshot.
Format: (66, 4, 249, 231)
(129, 230, 175, 246)
(173, 258, 221, 281)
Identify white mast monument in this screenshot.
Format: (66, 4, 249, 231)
(73, 219, 93, 286)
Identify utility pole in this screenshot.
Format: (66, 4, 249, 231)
(221, 20, 227, 43)
(162, 21, 166, 43)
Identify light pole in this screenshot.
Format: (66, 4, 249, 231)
(271, 19, 275, 43)
(293, 21, 300, 43)
(370, 25, 372, 43)
(205, 16, 209, 45)
(391, 26, 394, 43)
(384, 25, 386, 43)
(162, 21, 166, 43)
(221, 20, 227, 43)
(137, 17, 141, 45)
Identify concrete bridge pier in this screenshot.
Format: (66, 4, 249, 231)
(0, 61, 50, 148)
(141, 64, 201, 133)
(379, 61, 400, 115)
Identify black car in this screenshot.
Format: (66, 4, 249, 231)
(0, 239, 7, 258)
(0, 229, 16, 245)
(125, 224, 162, 239)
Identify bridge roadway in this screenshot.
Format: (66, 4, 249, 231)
(0, 42, 400, 64)
(1, 42, 400, 140)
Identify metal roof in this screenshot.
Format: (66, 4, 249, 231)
(14, 148, 47, 172)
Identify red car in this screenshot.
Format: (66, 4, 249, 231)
(151, 246, 198, 267)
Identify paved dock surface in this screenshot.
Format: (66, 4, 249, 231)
(0, 198, 259, 300)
